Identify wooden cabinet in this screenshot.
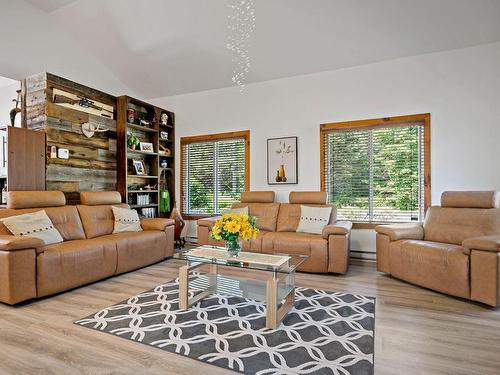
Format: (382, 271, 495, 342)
(116, 96, 175, 218)
(0, 126, 46, 206)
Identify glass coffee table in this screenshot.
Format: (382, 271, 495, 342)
(173, 246, 307, 329)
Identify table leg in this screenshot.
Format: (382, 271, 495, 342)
(266, 273, 295, 330)
(179, 262, 218, 311)
(178, 265, 189, 310)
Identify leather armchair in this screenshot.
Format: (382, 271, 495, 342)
(376, 191, 500, 307)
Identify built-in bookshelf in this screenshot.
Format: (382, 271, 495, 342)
(116, 96, 175, 218)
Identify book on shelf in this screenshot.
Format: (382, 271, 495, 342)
(141, 207, 155, 218)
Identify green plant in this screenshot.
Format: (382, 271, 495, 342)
(127, 133, 139, 149)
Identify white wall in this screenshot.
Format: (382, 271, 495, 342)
(0, 79, 21, 127)
(152, 42, 500, 256)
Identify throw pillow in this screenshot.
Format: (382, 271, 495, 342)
(222, 206, 249, 216)
(296, 205, 332, 235)
(2, 210, 63, 245)
(112, 206, 143, 233)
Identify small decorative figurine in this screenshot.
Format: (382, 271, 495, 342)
(160, 112, 169, 125)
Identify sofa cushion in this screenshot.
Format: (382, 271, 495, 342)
(36, 237, 117, 297)
(424, 206, 500, 245)
(441, 191, 500, 209)
(2, 210, 63, 245)
(261, 231, 328, 273)
(7, 191, 65, 209)
(77, 204, 128, 239)
(222, 206, 249, 215)
(101, 231, 166, 274)
(277, 203, 337, 232)
(232, 202, 280, 232)
(389, 239, 470, 299)
(240, 191, 275, 203)
(0, 206, 86, 241)
(296, 205, 332, 235)
(289, 191, 327, 204)
(80, 191, 122, 206)
(112, 206, 143, 233)
(241, 230, 269, 253)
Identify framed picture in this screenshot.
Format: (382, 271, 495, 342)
(132, 160, 146, 175)
(267, 136, 298, 184)
(139, 142, 154, 153)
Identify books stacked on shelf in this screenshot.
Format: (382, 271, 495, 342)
(141, 207, 155, 218)
(136, 194, 151, 206)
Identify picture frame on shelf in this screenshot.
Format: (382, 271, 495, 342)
(267, 136, 298, 185)
(139, 142, 154, 153)
(160, 131, 169, 140)
(132, 159, 146, 175)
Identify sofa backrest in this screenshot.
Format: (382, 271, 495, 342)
(276, 192, 337, 232)
(424, 191, 500, 245)
(231, 191, 279, 232)
(1, 191, 86, 241)
(77, 191, 127, 239)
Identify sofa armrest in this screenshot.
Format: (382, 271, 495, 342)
(197, 216, 221, 230)
(322, 221, 352, 239)
(141, 218, 174, 232)
(463, 235, 500, 254)
(0, 235, 44, 251)
(375, 223, 424, 241)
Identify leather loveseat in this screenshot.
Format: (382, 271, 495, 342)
(376, 191, 500, 307)
(0, 191, 174, 305)
(197, 191, 352, 273)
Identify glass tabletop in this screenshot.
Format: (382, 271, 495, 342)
(174, 245, 307, 274)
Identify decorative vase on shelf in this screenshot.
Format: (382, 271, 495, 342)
(225, 239, 243, 257)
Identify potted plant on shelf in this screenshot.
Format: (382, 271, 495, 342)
(127, 132, 140, 150)
(210, 213, 259, 256)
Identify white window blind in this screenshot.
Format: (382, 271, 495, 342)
(323, 122, 425, 223)
(182, 137, 247, 216)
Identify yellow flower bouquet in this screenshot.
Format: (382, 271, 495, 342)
(210, 213, 259, 256)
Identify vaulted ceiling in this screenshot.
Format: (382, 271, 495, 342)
(2, 0, 500, 99)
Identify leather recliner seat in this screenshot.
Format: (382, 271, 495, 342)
(376, 191, 500, 307)
(197, 191, 352, 273)
(0, 191, 175, 305)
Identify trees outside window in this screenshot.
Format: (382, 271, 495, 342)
(321, 114, 430, 224)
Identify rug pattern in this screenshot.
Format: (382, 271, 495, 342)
(76, 275, 375, 374)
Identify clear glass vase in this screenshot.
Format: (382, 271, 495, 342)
(225, 239, 242, 257)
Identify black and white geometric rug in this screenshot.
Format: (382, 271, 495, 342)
(75, 275, 375, 374)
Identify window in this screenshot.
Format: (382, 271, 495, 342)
(320, 114, 430, 225)
(181, 131, 250, 217)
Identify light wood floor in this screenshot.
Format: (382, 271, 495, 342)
(1, 259, 499, 375)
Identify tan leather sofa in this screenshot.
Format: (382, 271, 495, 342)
(197, 191, 352, 273)
(0, 191, 174, 305)
(375, 191, 500, 307)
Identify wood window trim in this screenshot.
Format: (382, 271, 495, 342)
(319, 113, 431, 227)
(180, 130, 250, 219)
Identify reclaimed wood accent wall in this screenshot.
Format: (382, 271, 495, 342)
(24, 73, 117, 204)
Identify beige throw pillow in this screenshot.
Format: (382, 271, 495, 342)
(296, 205, 332, 235)
(112, 206, 143, 233)
(222, 206, 249, 216)
(2, 210, 63, 245)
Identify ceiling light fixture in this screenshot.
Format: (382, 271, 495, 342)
(226, 0, 256, 92)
